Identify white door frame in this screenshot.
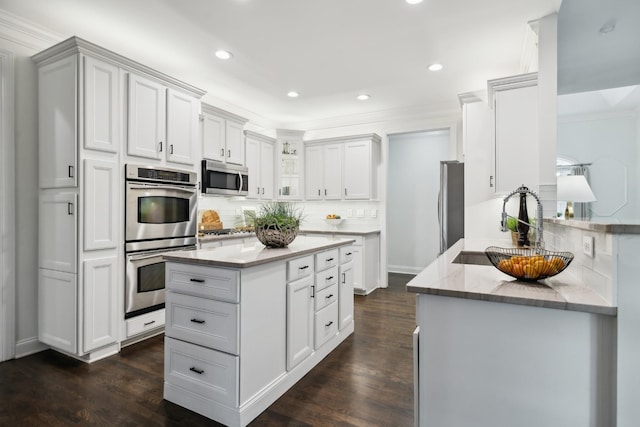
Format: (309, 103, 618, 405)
(0, 48, 15, 362)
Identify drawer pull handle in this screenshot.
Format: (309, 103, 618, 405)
(346, 252, 352, 256)
(326, 258, 334, 262)
(326, 276, 334, 281)
(298, 265, 309, 270)
(311, 285, 315, 298)
(190, 367, 204, 375)
(190, 318, 205, 324)
(143, 320, 156, 327)
(325, 294, 333, 299)
(325, 321, 333, 327)
(190, 278, 205, 283)
(342, 272, 346, 284)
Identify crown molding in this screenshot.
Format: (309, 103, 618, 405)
(457, 91, 487, 107)
(0, 9, 63, 51)
(305, 133, 382, 145)
(487, 72, 538, 106)
(244, 130, 276, 144)
(201, 102, 249, 124)
(276, 129, 305, 140)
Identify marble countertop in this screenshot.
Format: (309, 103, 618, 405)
(164, 236, 355, 268)
(299, 228, 380, 235)
(198, 232, 252, 244)
(406, 238, 616, 316)
(544, 218, 640, 234)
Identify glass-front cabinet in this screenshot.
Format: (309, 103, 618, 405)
(276, 129, 305, 200)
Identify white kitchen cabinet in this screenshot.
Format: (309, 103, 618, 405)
(82, 256, 118, 353)
(313, 249, 339, 349)
(286, 274, 314, 370)
(245, 131, 275, 200)
(338, 260, 354, 330)
(166, 88, 200, 165)
(33, 36, 206, 360)
(127, 73, 166, 161)
(127, 74, 200, 166)
(488, 73, 539, 194)
(39, 192, 77, 274)
(343, 137, 379, 199)
(201, 103, 248, 165)
(304, 143, 342, 200)
(276, 129, 305, 199)
(38, 55, 77, 188)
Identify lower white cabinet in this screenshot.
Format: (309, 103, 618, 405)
(314, 301, 339, 349)
(38, 269, 77, 354)
(82, 257, 118, 352)
(125, 309, 165, 338)
(339, 260, 354, 329)
(286, 274, 314, 370)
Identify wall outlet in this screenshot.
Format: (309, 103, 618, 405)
(371, 209, 377, 218)
(347, 209, 353, 218)
(355, 209, 365, 218)
(583, 235, 595, 258)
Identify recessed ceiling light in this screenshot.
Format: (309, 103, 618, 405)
(428, 63, 443, 72)
(599, 22, 616, 35)
(215, 50, 232, 60)
(287, 91, 299, 98)
(357, 94, 370, 101)
(406, 0, 424, 4)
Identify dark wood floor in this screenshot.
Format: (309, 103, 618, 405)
(0, 273, 416, 426)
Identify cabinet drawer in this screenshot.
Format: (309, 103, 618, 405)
(315, 265, 338, 292)
(315, 249, 339, 271)
(340, 246, 355, 264)
(315, 283, 338, 312)
(165, 291, 239, 355)
(287, 255, 314, 281)
(126, 309, 165, 338)
(314, 302, 338, 349)
(166, 262, 239, 303)
(165, 337, 238, 407)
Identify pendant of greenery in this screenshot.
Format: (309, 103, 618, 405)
(248, 201, 304, 248)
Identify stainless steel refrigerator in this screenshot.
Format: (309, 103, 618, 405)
(438, 161, 464, 254)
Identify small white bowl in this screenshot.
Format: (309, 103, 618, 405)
(324, 218, 344, 228)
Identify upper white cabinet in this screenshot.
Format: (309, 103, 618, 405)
(488, 73, 539, 194)
(245, 131, 275, 200)
(305, 143, 343, 200)
(276, 129, 305, 200)
(201, 103, 248, 165)
(304, 133, 380, 201)
(39, 192, 78, 274)
(84, 56, 119, 153)
(127, 75, 200, 166)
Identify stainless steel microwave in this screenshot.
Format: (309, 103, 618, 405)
(201, 160, 249, 196)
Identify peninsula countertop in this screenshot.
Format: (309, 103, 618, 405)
(406, 238, 616, 316)
(165, 235, 355, 268)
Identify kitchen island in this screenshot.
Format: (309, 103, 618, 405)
(409, 238, 616, 427)
(162, 236, 355, 427)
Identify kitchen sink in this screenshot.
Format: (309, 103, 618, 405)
(451, 251, 492, 266)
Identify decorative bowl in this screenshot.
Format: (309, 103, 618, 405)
(484, 246, 574, 281)
(324, 218, 344, 228)
(255, 224, 299, 248)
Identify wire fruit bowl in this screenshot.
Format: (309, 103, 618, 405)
(485, 246, 574, 281)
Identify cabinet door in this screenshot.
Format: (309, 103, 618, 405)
(127, 73, 166, 160)
(39, 55, 77, 188)
(166, 89, 199, 165)
(202, 112, 225, 162)
(39, 269, 77, 354)
(494, 85, 539, 194)
(83, 56, 119, 153)
(40, 192, 77, 273)
(260, 142, 275, 199)
(83, 159, 118, 251)
(351, 245, 364, 293)
(278, 139, 302, 199)
(305, 145, 323, 200)
(463, 100, 494, 203)
(83, 257, 118, 352)
(245, 137, 261, 199)
(339, 261, 354, 330)
(343, 140, 371, 199)
(225, 120, 245, 165)
(286, 275, 314, 370)
(323, 144, 343, 199)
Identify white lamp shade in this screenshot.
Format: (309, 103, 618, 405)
(557, 175, 597, 202)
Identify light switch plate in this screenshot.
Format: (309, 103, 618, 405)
(371, 209, 377, 218)
(355, 209, 365, 218)
(583, 236, 595, 258)
(347, 209, 353, 218)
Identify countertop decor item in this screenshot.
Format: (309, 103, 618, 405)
(485, 246, 574, 281)
(324, 215, 343, 229)
(557, 175, 597, 220)
(248, 201, 303, 248)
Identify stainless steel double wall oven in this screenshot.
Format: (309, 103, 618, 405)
(125, 164, 197, 318)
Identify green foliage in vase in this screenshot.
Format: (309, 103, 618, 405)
(248, 201, 304, 230)
(507, 216, 534, 232)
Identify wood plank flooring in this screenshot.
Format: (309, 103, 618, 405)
(0, 273, 416, 426)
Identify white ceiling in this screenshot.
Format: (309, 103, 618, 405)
(1, 0, 561, 126)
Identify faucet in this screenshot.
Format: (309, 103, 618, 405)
(500, 185, 544, 252)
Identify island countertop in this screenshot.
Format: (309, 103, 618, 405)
(406, 238, 616, 316)
(164, 236, 355, 268)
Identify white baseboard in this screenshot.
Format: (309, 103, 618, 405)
(15, 337, 48, 358)
(388, 265, 423, 275)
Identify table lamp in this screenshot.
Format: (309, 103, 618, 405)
(557, 175, 597, 219)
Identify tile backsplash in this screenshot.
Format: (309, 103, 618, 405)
(197, 195, 382, 231)
(544, 221, 614, 304)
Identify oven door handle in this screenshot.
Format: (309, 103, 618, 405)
(127, 252, 166, 262)
(128, 183, 196, 193)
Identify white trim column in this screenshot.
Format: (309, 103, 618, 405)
(0, 47, 15, 362)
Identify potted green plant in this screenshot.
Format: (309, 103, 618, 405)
(248, 201, 304, 248)
(506, 217, 535, 246)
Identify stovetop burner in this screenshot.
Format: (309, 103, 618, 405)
(199, 228, 254, 236)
